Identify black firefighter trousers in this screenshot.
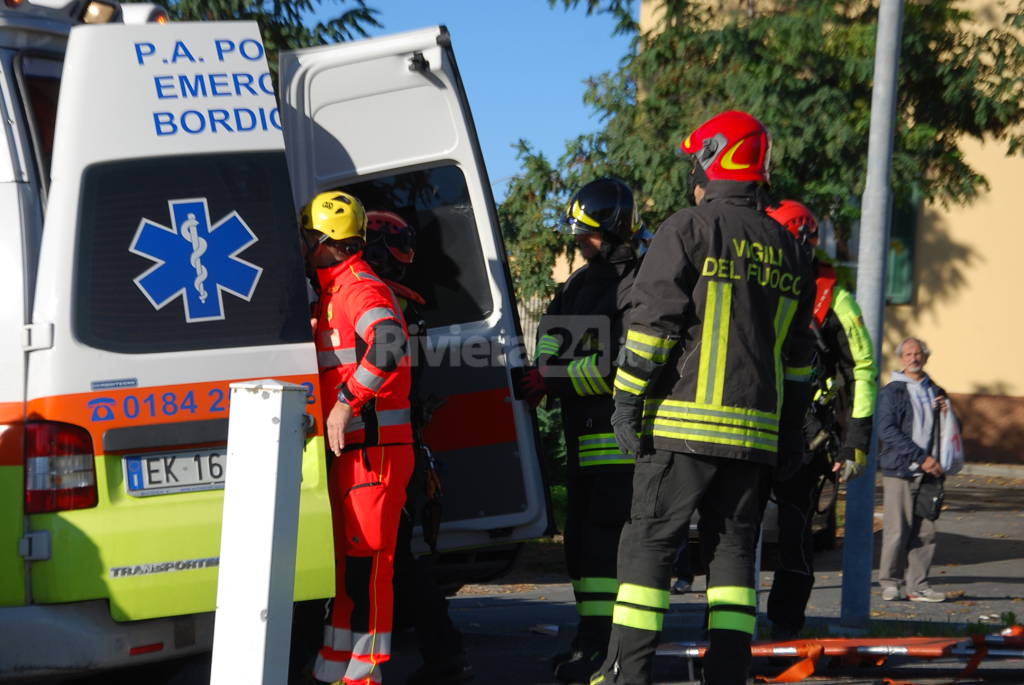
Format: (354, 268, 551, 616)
(592, 450, 771, 685)
(564, 468, 634, 650)
(766, 461, 822, 636)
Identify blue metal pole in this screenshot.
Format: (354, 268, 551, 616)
(843, 0, 906, 627)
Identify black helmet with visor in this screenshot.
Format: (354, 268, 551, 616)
(560, 177, 640, 245)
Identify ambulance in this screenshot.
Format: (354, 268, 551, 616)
(0, 3, 549, 678)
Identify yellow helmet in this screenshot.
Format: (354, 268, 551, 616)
(301, 190, 367, 242)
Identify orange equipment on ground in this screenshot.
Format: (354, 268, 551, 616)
(657, 624, 1024, 684)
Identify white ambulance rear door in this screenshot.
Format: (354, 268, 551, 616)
(279, 26, 551, 551)
(0, 44, 40, 607)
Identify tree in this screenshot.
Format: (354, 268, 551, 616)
(501, 0, 1024, 299)
(122, 0, 380, 73)
(496, 143, 570, 301)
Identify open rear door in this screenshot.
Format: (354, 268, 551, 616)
(280, 26, 550, 553)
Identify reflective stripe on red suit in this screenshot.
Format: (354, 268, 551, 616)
(312, 253, 414, 685)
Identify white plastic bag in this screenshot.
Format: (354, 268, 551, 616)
(939, 400, 965, 476)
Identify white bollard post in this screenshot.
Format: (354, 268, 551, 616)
(210, 380, 310, 685)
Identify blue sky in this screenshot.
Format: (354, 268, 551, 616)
(325, 1, 634, 201)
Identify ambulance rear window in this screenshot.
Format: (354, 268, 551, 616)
(74, 151, 311, 353)
(343, 165, 493, 329)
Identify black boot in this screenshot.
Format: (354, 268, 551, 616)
(554, 616, 612, 683)
(554, 647, 606, 683)
(551, 646, 578, 671)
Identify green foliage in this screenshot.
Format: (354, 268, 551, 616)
(503, 0, 1024, 269)
(548, 483, 568, 533)
(535, 400, 567, 484)
(547, 0, 638, 36)
(497, 142, 571, 300)
(123, 0, 380, 75)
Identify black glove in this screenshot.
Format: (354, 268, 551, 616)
(837, 446, 868, 482)
(611, 392, 643, 458)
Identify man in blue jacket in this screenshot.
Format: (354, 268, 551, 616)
(876, 337, 949, 603)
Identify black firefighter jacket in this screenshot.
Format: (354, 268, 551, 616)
(614, 181, 817, 468)
(536, 243, 639, 476)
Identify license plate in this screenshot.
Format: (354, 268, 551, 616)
(124, 448, 226, 497)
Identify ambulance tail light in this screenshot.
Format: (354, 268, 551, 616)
(25, 422, 98, 514)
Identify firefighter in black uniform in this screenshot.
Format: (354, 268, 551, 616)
(764, 200, 877, 641)
(525, 178, 642, 683)
(589, 111, 817, 685)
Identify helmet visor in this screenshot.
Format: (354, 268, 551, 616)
(301, 228, 331, 254)
(559, 215, 599, 236)
(387, 245, 415, 264)
(385, 226, 416, 255)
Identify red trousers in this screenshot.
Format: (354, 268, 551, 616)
(314, 444, 414, 684)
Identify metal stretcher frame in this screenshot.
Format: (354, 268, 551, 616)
(657, 625, 1024, 683)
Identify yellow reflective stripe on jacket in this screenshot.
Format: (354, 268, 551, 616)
(773, 296, 799, 408)
(646, 417, 777, 452)
(578, 433, 633, 466)
(696, 281, 733, 405)
(617, 582, 670, 609)
(568, 358, 595, 396)
(612, 604, 663, 631)
(535, 333, 561, 361)
(643, 400, 779, 451)
(585, 355, 612, 394)
(833, 287, 878, 419)
(579, 433, 618, 449)
(644, 399, 779, 430)
(624, 329, 675, 363)
(579, 453, 633, 466)
(567, 354, 611, 396)
(614, 368, 647, 396)
(784, 364, 813, 382)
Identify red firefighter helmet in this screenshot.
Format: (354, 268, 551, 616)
(680, 110, 772, 183)
(365, 210, 415, 264)
(767, 199, 819, 247)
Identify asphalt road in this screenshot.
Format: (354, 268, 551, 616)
(29, 473, 1024, 684)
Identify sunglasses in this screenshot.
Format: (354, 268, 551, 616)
(302, 231, 332, 252)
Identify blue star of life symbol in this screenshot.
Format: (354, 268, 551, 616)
(130, 198, 263, 323)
